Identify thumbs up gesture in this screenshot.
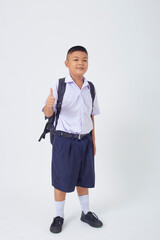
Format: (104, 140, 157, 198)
(46, 88, 55, 108)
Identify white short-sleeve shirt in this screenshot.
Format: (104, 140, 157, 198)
(42, 74, 100, 134)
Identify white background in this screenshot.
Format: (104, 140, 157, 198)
(0, 0, 160, 239)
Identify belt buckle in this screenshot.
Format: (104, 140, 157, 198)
(78, 134, 81, 140)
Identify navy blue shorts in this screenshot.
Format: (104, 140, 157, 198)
(51, 132, 95, 193)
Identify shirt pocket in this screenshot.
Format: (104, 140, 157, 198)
(62, 87, 77, 108)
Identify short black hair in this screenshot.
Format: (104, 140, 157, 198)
(66, 45, 88, 59)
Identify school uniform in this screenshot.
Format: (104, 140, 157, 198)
(42, 73, 100, 193)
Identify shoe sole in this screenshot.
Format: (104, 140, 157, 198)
(81, 217, 103, 228)
(50, 228, 62, 234)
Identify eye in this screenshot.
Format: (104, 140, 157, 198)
(73, 59, 78, 61)
(83, 60, 88, 62)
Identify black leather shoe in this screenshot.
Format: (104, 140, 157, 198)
(50, 216, 64, 233)
(81, 211, 103, 228)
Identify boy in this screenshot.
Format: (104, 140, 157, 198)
(42, 46, 103, 233)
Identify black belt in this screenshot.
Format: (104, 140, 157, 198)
(53, 130, 89, 140)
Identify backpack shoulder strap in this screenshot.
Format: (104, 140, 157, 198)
(54, 78, 66, 130)
(88, 81, 95, 108)
(57, 78, 66, 106)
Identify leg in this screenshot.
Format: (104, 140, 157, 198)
(76, 186, 88, 196)
(76, 187, 103, 228)
(54, 188, 66, 218)
(54, 187, 66, 201)
(77, 186, 89, 214)
(50, 188, 66, 234)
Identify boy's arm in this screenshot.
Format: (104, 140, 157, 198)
(91, 115, 96, 156)
(43, 88, 55, 117)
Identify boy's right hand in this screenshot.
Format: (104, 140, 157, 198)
(46, 88, 55, 108)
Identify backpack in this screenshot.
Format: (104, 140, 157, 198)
(39, 77, 95, 144)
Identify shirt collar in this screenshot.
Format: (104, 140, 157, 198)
(65, 74, 74, 83)
(65, 73, 89, 88)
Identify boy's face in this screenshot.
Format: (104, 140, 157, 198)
(65, 51, 88, 78)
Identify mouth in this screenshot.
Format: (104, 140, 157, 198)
(77, 68, 84, 70)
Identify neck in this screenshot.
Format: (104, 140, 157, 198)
(70, 73, 84, 83)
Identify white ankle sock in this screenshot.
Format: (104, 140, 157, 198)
(78, 194, 89, 214)
(54, 200, 65, 218)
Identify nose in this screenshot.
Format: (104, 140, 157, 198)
(78, 60, 83, 65)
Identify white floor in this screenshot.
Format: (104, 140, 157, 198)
(0, 189, 159, 240)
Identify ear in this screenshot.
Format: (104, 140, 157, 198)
(65, 60, 69, 68)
